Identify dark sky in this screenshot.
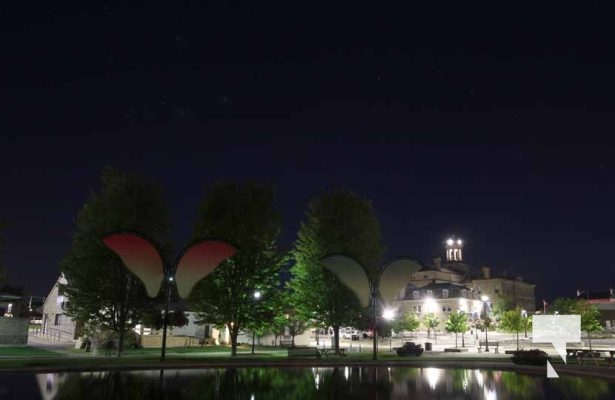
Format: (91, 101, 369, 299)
(2, 2, 615, 303)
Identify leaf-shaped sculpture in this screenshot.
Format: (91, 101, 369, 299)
(320, 254, 371, 308)
(378, 257, 423, 306)
(102, 233, 165, 298)
(175, 240, 236, 299)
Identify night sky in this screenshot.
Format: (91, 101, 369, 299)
(2, 3, 615, 303)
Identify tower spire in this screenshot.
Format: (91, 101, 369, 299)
(445, 237, 463, 262)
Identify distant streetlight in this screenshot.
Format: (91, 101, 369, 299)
(383, 308, 395, 351)
(481, 295, 490, 352)
(522, 309, 528, 338)
(252, 291, 262, 354)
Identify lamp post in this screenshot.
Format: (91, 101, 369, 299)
(383, 308, 395, 351)
(160, 275, 174, 361)
(522, 309, 528, 338)
(481, 295, 490, 352)
(251, 290, 261, 354)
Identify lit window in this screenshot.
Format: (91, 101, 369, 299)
(413, 291, 420, 300)
(427, 290, 433, 298)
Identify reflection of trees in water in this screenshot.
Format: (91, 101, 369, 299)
(47, 367, 615, 400)
(318, 366, 393, 400)
(53, 371, 179, 400)
(551, 376, 610, 400)
(185, 368, 316, 400)
(501, 371, 543, 399)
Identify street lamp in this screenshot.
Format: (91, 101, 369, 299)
(252, 291, 261, 354)
(481, 295, 490, 352)
(522, 309, 528, 338)
(383, 308, 395, 351)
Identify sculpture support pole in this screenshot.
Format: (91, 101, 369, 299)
(161, 276, 171, 361)
(372, 283, 377, 361)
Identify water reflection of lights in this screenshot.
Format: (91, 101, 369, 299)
(424, 368, 441, 390)
(250, 394, 255, 400)
(484, 387, 497, 400)
(344, 367, 349, 381)
(474, 370, 484, 388)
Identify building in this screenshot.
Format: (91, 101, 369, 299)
(41, 274, 226, 347)
(395, 237, 536, 326)
(576, 288, 615, 330)
(41, 274, 78, 342)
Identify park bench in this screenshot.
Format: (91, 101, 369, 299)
(567, 349, 610, 367)
(319, 348, 347, 358)
(287, 346, 321, 360)
(478, 341, 499, 354)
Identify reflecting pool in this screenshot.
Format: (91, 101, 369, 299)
(1, 366, 614, 399)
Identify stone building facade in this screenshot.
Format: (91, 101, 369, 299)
(394, 237, 536, 328)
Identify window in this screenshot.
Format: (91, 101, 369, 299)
(442, 306, 446, 312)
(427, 290, 433, 298)
(495, 288, 500, 294)
(413, 291, 420, 300)
(54, 314, 61, 325)
(417, 305, 422, 313)
(443, 289, 449, 299)
(461, 289, 467, 298)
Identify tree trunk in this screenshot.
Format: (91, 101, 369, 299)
(230, 324, 239, 357)
(516, 331, 519, 351)
(118, 326, 124, 357)
(588, 330, 592, 351)
(333, 325, 340, 354)
(462, 332, 465, 347)
(455, 333, 458, 348)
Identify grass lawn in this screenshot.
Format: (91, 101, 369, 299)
(0, 347, 62, 357)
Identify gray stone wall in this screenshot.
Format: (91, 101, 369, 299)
(0, 318, 29, 346)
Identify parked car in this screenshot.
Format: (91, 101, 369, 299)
(342, 329, 360, 340)
(396, 342, 424, 357)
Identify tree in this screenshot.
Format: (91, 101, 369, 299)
(551, 298, 603, 350)
(269, 288, 310, 347)
(445, 312, 468, 348)
(491, 294, 516, 319)
(60, 167, 173, 356)
(188, 182, 284, 356)
(423, 313, 440, 342)
(288, 188, 386, 354)
(500, 307, 524, 351)
(391, 313, 420, 338)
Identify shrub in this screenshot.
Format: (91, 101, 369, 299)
(511, 349, 549, 365)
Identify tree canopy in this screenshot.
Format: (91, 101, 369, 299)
(288, 188, 386, 352)
(391, 313, 420, 337)
(188, 182, 284, 356)
(499, 307, 525, 350)
(550, 298, 603, 350)
(445, 312, 468, 348)
(60, 167, 173, 355)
